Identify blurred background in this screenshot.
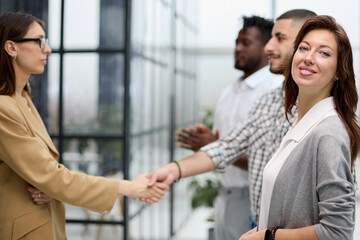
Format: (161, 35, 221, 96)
(1, 0, 359, 239)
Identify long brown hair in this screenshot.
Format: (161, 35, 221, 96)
(0, 12, 45, 95)
(284, 15, 360, 167)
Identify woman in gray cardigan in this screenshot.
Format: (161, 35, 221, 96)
(240, 16, 360, 240)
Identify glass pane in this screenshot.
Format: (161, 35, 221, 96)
(129, 131, 170, 177)
(129, 59, 172, 132)
(48, 0, 61, 50)
(176, 20, 185, 71)
(160, 66, 171, 127)
(154, 0, 171, 61)
(130, 57, 154, 133)
(65, 202, 124, 239)
(62, 138, 123, 175)
(63, 0, 125, 49)
(142, 0, 155, 58)
(173, 177, 193, 231)
(128, 130, 171, 238)
(99, 0, 126, 49)
(130, 55, 143, 134)
(143, 61, 154, 131)
(66, 219, 124, 240)
(47, 53, 60, 135)
(62, 138, 124, 238)
(153, 65, 161, 128)
(128, 197, 170, 239)
(130, 0, 144, 53)
(64, 0, 99, 49)
(63, 53, 124, 135)
(51, 138, 59, 150)
(129, 135, 152, 177)
(29, 70, 49, 129)
(175, 75, 185, 125)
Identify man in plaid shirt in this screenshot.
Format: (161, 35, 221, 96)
(201, 85, 293, 225)
(146, 9, 316, 226)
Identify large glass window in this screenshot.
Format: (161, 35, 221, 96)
(129, 0, 198, 238)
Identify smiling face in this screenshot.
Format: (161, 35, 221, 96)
(291, 29, 338, 98)
(264, 19, 300, 74)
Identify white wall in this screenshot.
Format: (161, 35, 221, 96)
(197, 0, 360, 113)
(197, 0, 273, 113)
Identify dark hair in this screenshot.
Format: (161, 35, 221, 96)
(242, 15, 274, 44)
(277, 9, 317, 22)
(284, 15, 360, 167)
(0, 12, 45, 95)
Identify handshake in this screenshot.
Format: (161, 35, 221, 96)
(126, 123, 215, 202)
(27, 163, 180, 205)
(129, 122, 216, 203)
(27, 125, 213, 205)
(127, 161, 182, 203)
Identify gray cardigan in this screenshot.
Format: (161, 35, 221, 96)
(267, 116, 355, 240)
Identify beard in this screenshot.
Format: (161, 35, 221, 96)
(234, 57, 262, 73)
(269, 51, 292, 74)
(269, 64, 284, 74)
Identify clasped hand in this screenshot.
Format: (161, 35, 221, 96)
(175, 123, 219, 151)
(139, 165, 176, 203)
(27, 185, 52, 205)
(128, 174, 170, 203)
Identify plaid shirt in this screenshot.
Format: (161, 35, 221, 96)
(201, 86, 296, 223)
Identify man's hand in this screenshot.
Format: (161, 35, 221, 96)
(27, 185, 52, 205)
(175, 123, 219, 151)
(147, 166, 176, 187)
(139, 164, 178, 203)
(233, 155, 249, 170)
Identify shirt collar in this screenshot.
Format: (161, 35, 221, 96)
(241, 65, 272, 89)
(287, 97, 336, 142)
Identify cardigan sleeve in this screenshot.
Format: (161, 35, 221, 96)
(0, 99, 119, 213)
(314, 133, 355, 240)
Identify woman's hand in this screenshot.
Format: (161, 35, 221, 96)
(27, 185, 52, 205)
(128, 174, 169, 203)
(239, 227, 264, 240)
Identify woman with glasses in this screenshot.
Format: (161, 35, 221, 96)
(0, 12, 167, 240)
(13, 36, 49, 49)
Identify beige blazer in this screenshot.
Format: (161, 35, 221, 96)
(0, 92, 119, 240)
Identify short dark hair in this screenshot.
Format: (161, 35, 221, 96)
(242, 15, 274, 44)
(277, 9, 316, 23)
(0, 12, 45, 95)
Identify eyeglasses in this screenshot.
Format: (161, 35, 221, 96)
(13, 37, 49, 49)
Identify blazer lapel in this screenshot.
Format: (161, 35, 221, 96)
(12, 92, 59, 158)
